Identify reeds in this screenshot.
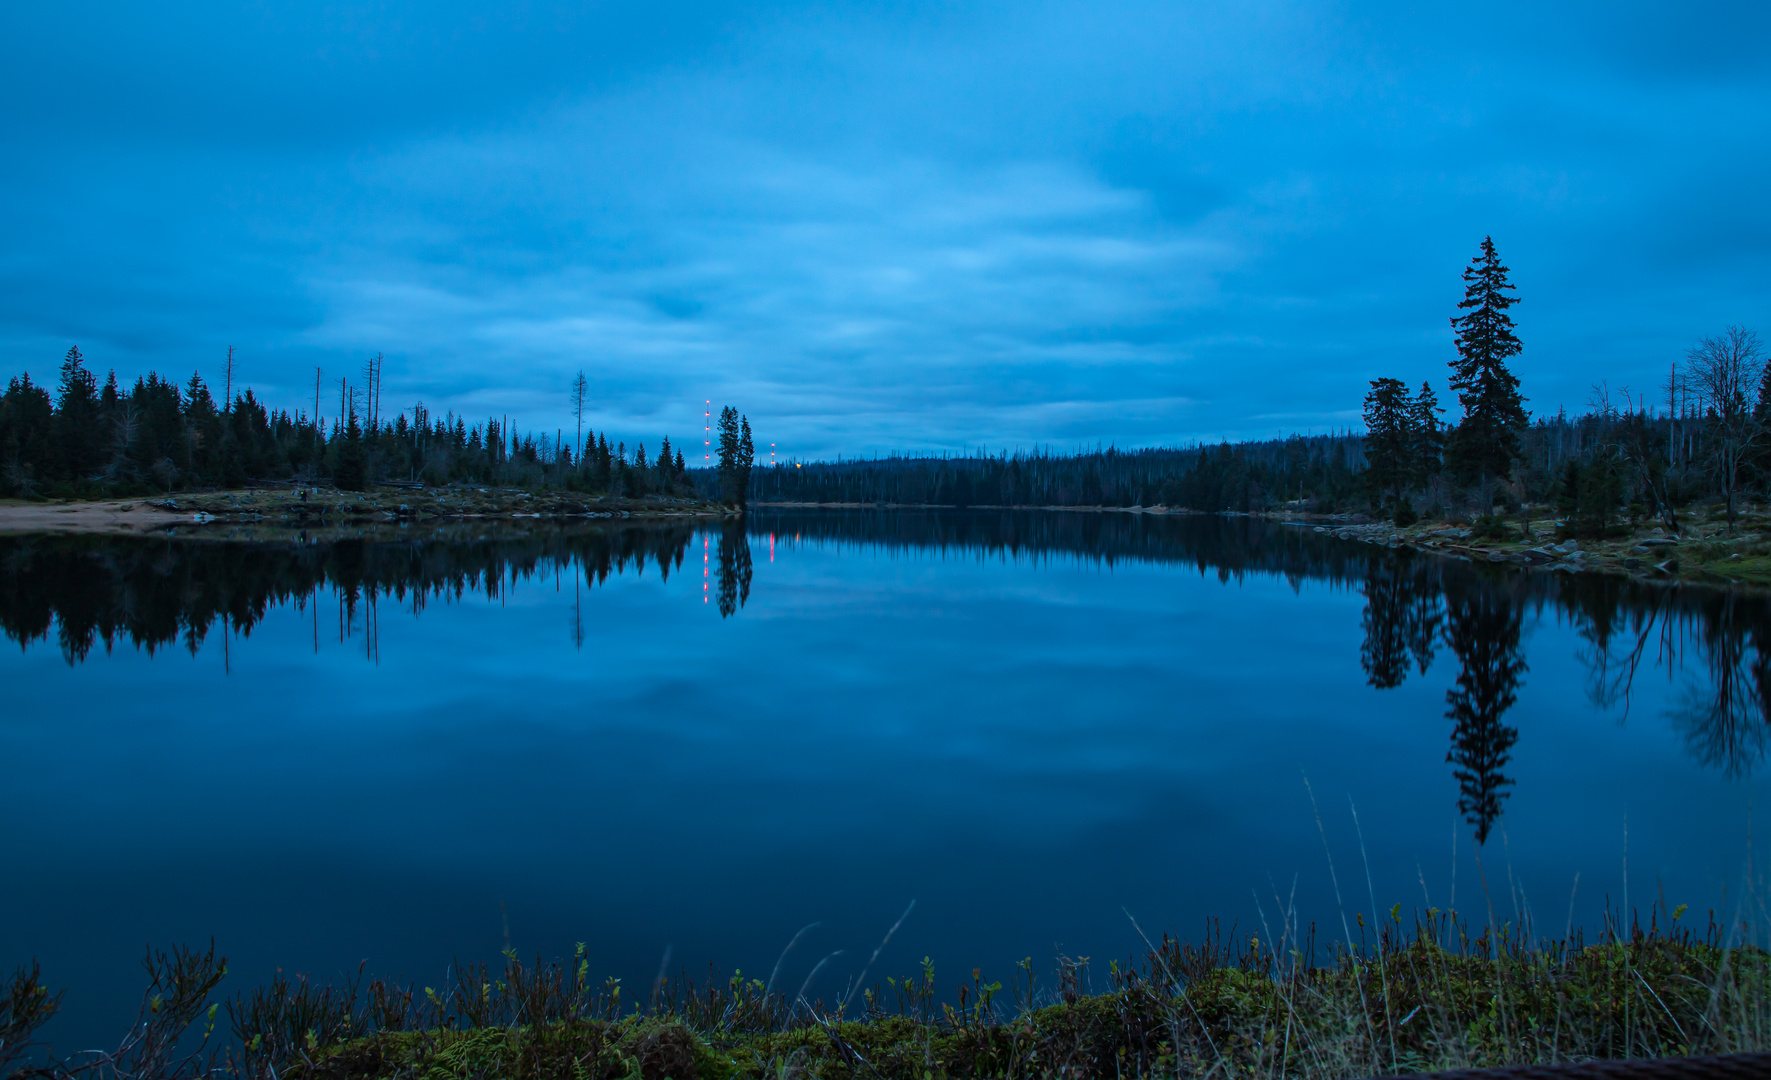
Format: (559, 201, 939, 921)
(7, 910, 1771, 1080)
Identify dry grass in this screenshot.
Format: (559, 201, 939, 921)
(9, 910, 1771, 1080)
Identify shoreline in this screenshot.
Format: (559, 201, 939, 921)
(749, 499, 1771, 590)
(11, 913, 1765, 1080)
(6, 492, 1769, 591)
(0, 486, 732, 537)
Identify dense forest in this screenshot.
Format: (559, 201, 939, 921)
(0, 353, 711, 499)
(5, 238, 1765, 527)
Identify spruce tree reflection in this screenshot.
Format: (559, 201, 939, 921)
(1441, 582, 1527, 844)
(1358, 552, 1443, 689)
(715, 519, 753, 619)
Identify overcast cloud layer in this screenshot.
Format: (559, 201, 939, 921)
(2, 1, 1768, 459)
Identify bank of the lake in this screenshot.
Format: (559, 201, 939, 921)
(0, 487, 730, 538)
(10, 914, 1771, 1080)
(754, 498, 1771, 591)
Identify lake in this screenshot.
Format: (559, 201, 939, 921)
(2, 509, 1767, 1051)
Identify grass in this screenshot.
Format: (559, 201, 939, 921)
(8, 909, 1771, 1080)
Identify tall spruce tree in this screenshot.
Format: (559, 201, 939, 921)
(52, 345, 100, 483)
(1446, 237, 1528, 485)
(737, 415, 755, 508)
(334, 398, 367, 491)
(1409, 380, 1444, 488)
(1362, 377, 1414, 510)
(716, 406, 742, 505)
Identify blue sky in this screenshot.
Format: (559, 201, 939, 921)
(2, 1, 1768, 459)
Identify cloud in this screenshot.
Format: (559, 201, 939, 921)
(1, 0, 1768, 457)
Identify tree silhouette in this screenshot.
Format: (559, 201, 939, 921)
(1361, 378, 1413, 512)
(716, 406, 743, 506)
(1446, 237, 1528, 486)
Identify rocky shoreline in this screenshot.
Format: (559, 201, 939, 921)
(1290, 514, 1771, 589)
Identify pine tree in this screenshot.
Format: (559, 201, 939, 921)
(737, 415, 755, 508)
(716, 406, 742, 505)
(1409, 381, 1444, 488)
(52, 345, 100, 484)
(1362, 377, 1413, 510)
(1446, 237, 1528, 485)
(184, 372, 219, 480)
(0, 374, 53, 497)
(334, 398, 367, 491)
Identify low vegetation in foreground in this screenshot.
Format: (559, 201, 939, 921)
(7, 912, 1771, 1080)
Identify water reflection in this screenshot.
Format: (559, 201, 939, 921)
(1439, 583, 1527, 844)
(1574, 582, 1771, 778)
(1358, 558, 1442, 689)
(0, 525, 697, 664)
(716, 521, 753, 618)
(5, 511, 1771, 841)
(1353, 548, 1771, 841)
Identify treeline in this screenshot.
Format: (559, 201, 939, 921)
(12, 239, 1765, 524)
(0, 349, 712, 499)
(746, 435, 1367, 511)
(1358, 238, 1771, 534)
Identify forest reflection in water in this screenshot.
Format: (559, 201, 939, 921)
(3, 508, 1768, 845)
(0, 520, 757, 666)
(1357, 550, 1771, 842)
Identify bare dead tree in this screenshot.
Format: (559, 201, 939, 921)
(570, 371, 590, 467)
(222, 346, 235, 413)
(1618, 385, 1680, 534)
(106, 401, 141, 485)
(360, 354, 384, 432)
(1685, 325, 1766, 527)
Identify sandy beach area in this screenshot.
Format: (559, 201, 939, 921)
(0, 500, 188, 535)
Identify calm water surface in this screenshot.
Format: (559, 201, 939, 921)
(3, 510, 1768, 1047)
